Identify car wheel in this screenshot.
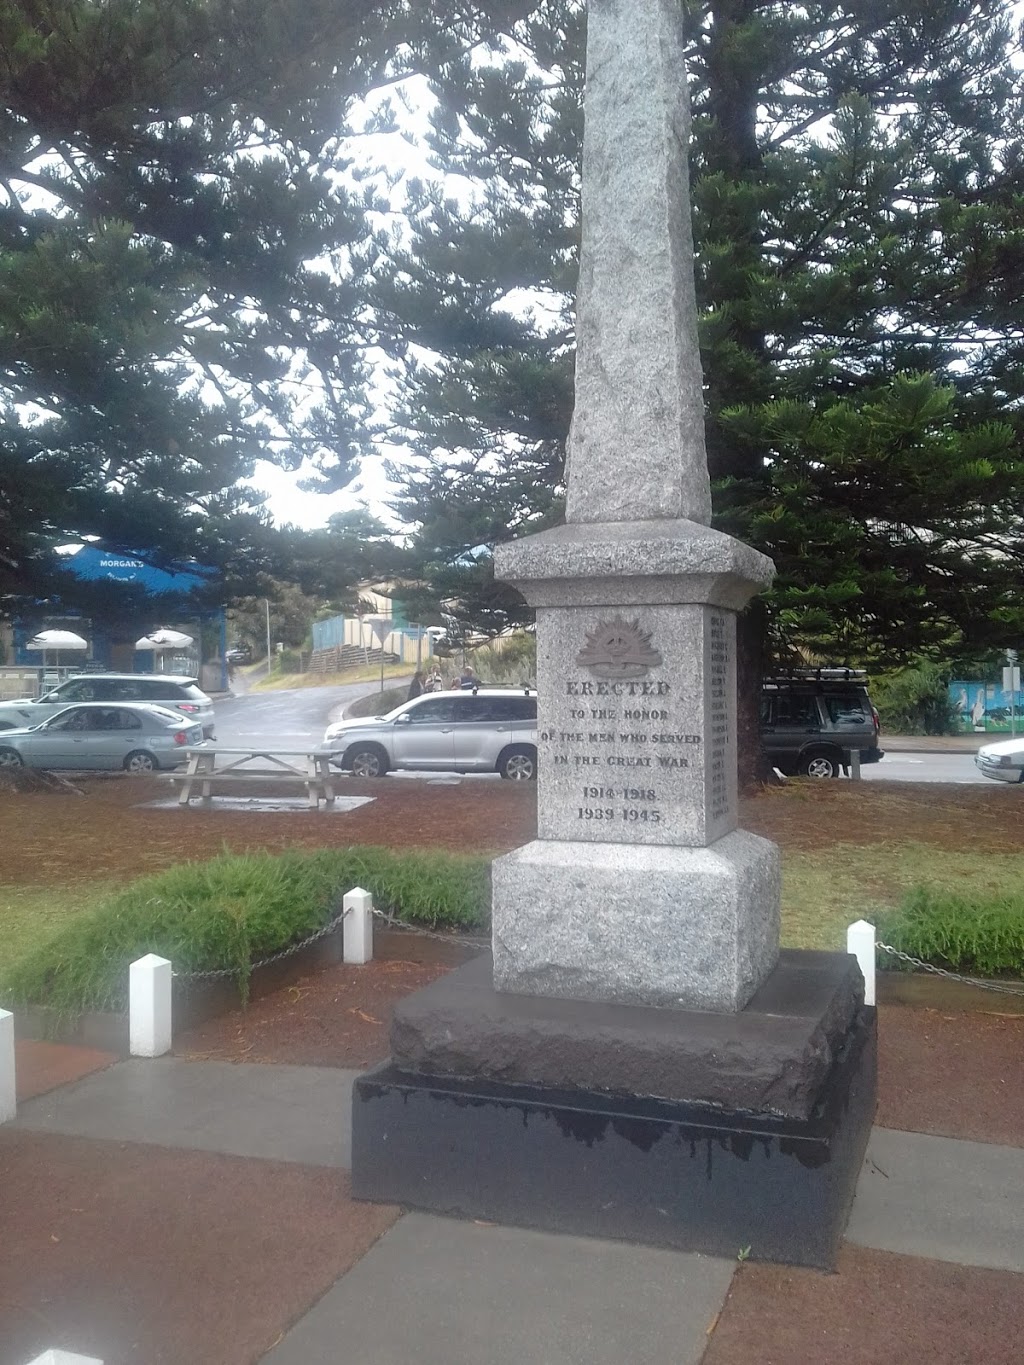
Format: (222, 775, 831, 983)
(799, 749, 843, 779)
(123, 750, 158, 774)
(498, 745, 538, 780)
(0, 747, 24, 768)
(345, 744, 389, 778)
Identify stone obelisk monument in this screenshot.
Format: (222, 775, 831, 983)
(352, 0, 876, 1269)
(490, 0, 780, 1012)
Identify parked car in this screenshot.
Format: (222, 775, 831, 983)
(0, 673, 215, 739)
(975, 737, 1024, 784)
(325, 687, 538, 779)
(761, 669, 884, 778)
(226, 644, 252, 664)
(0, 702, 206, 773)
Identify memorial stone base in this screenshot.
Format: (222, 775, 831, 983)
(351, 950, 877, 1270)
(491, 831, 780, 1012)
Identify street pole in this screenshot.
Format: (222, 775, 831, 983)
(1008, 650, 1018, 739)
(265, 599, 272, 677)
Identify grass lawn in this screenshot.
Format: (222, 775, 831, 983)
(1, 774, 1022, 980)
(1, 881, 117, 969)
(243, 662, 413, 692)
(782, 844, 1024, 950)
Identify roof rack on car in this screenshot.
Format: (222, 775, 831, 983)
(467, 684, 536, 694)
(763, 668, 868, 685)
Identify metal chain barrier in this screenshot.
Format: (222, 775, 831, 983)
(169, 923, 1024, 993)
(174, 905, 488, 982)
(371, 905, 489, 948)
(175, 908, 351, 983)
(876, 941, 1024, 997)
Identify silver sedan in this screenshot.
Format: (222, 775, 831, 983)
(0, 702, 206, 773)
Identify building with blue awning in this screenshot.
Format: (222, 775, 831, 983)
(4, 546, 228, 691)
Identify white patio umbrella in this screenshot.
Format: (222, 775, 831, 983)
(24, 628, 89, 670)
(135, 627, 194, 672)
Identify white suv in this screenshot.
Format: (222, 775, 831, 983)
(0, 673, 216, 739)
(325, 688, 538, 779)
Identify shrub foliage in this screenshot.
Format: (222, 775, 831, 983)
(0, 846, 489, 1018)
(877, 887, 1024, 978)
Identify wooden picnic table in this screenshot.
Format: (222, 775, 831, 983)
(173, 746, 338, 809)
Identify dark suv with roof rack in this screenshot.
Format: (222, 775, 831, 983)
(760, 669, 883, 778)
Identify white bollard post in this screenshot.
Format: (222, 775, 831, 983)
(129, 954, 173, 1057)
(343, 887, 374, 965)
(847, 920, 876, 1007)
(1, 1008, 15, 1124)
(27, 1351, 105, 1364)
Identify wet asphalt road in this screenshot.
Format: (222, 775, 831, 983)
(213, 678, 405, 749)
(862, 753, 993, 785)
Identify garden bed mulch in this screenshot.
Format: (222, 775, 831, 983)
(2, 773, 1024, 889)
(877, 1005, 1024, 1147)
(0, 772, 538, 886)
(172, 932, 478, 1069)
(0, 1130, 399, 1365)
(741, 778, 1024, 854)
(13, 1040, 118, 1102)
(702, 1243, 1024, 1365)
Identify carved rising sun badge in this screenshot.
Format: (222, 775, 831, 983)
(576, 617, 663, 679)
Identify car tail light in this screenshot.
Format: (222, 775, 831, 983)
(871, 706, 880, 734)
(178, 702, 200, 713)
(173, 731, 189, 745)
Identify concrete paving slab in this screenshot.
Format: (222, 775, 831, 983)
(12, 1058, 357, 1167)
(263, 1211, 735, 1365)
(847, 1126, 1024, 1271)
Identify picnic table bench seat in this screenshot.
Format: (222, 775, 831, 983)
(174, 746, 338, 809)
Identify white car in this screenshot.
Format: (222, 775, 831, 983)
(975, 737, 1024, 784)
(325, 687, 538, 779)
(0, 673, 216, 738)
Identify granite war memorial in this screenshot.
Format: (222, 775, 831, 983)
(352, 0, 876, 1267)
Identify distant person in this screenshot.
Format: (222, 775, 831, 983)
(407, 671, 424, 701)
(450, 676, 463, 689)
(460, 665, 478, 689)
(428, 669, 444, 692)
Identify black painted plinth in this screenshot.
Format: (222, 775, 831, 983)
(390, 949, 865, 1120)
(352, 1005, 876, 1269)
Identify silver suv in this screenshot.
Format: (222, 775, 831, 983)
(0, 673, 216, 739)
(324, 688, 538, 779)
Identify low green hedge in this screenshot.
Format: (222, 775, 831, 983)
(876, 886, 1024, 978)
(0, 846, 490, 1019)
